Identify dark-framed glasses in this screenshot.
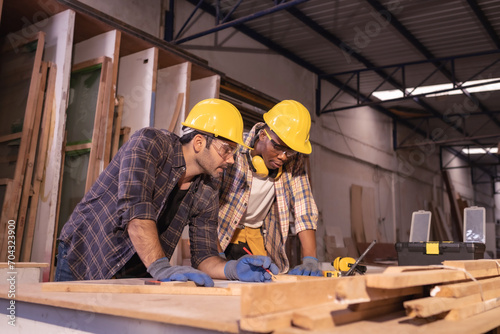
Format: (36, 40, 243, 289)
(264, 129, 297, 158)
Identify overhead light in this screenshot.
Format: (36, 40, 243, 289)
(461, 147, 498, 154)
(373, 78, 500, 101)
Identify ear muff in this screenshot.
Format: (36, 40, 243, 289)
(249, 155, 282, 179)
(333, 257, 356, 272)
(251, 155, 268, 178)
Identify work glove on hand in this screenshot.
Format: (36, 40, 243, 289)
(288, 256, 322, 276)
(224, 255, 279, 282)
(147, 257, 214, 287)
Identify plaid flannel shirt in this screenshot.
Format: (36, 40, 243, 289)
(59, 128, 219, 280)
(218, 123, 318, 273)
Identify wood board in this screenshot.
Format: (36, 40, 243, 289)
(350, 184, 365, 243)
(117, 47, 158, 136)
(155, 62, 190, 135)
(432, 276, 500, 298)
(0, 31, 45, 261)
(41, 281, 241, 296)
(28, 10, 75, 283)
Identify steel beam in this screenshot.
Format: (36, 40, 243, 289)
(174, 0, 310, 44)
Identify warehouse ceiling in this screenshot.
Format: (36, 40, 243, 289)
(173, 0, 500, 181)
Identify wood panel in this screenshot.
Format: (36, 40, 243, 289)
(56, 57, 112, 244)
(21, 63, 57, 262)
(41, 281, 241, 296)
(29, 9, 75, 282)
(350, 184, 365, 243)
(117, 47, 158, 136)
(0, 31, 45, 261)
(189, 75, 220, 110)
(15, 61, 49, 261)
(154, 62, 191, 135)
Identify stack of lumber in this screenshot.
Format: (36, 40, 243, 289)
(238, 259, 500, 333)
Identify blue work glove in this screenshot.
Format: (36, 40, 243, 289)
(288, 256, 323, 276)
(224, 255, 279, 282)
(147, 257, 214, 287)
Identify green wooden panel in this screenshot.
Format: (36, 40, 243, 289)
(65, 64, 102, 145)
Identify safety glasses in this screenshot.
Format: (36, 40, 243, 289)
(264, 129, 297, 158)
(210, 137, 238, 159)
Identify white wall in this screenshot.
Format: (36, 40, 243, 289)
(78, 0, 163, 37)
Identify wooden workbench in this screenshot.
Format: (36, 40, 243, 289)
(1, 260, 500, 333)
(0, 281, 241, 333)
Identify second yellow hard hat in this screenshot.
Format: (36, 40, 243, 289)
(263, 100, 312, 154)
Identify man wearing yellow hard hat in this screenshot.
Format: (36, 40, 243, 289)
(218, 100, 321, 275)
(56, 98, 278, 286)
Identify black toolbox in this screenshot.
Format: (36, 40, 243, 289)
(395, 242, 485, 266)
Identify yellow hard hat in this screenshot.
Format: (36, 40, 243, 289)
(263, 100, 312, 154)
(182, 98, 251, 149)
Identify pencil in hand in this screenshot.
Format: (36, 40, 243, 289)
(242, 247, 277, 281)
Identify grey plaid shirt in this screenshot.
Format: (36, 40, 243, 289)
(59, 127, 219, 280)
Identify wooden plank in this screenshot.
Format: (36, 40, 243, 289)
(85, 57, 112, 192)
(117, 48, 157, 134)
(441, 259, 500, 277)
(330, 299, 403, 327)
(0, 178, 12, 186)
(276, 305, 500, 334)
(292, 297, 406, 330)
(335, 275, 423, 304)
(0, 132, 22, 143)
(404, 288, 500, 318)
(49, 132, 67, 282)
(343, 237, 360, 258)
(350, 184, 366, 243)
(1, 282, 240, 333)
(366, 269, 470, 289)
(92, 57, 114, 185)
(155, 62, 190, 134)
(121, 126, 131, 144)
(65, 143, 92, 152)
(437, 206, 453, 241)
(41, 282, 241, 296)
(21, 63, 57, 262)
(16, 61, 48, 261)
(168, 92, 185, 132)
(28, 10, 75, 283)
(0, 31, 45, 261)
(361, 186, 378, 242)
(432, 276, 500, 298)
(429, 202, 444, 241)
(103, 30, 121, 168)
(71, 56, 106, 72)
(240, 309, 295, 333)
(111, 95, 125, 158)
(445, 297, 500, 321)
(188, 75, 220, 110)
(240, 277, 348, 317)
(291, 302, 348, 330)
(442, 170, 462, 240)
